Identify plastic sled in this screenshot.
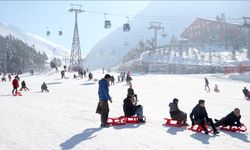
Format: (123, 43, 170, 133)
(13, 92, 22, 96)
(163, 118, 189, 127)
(106, 116, 126, 126)
(219, 124, 247, 132)
(125, 116, 146, 124)
(188, 124, 212, 133)
(17, 92, 22, 96)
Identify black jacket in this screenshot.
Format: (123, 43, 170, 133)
(242, 88, 249, 97)
(169, 102, 181, 117)
(223, 111, 241, 126)
(41, 83, 47, 90)
(127, 88, 135, 96)
(123, 97, 137, 117)
(190, 104, 208, 123)
(21, 81, 26, 88)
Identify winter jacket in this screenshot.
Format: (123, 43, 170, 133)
(21, 81, 26, 88)
(242, 88, 249, 97)
(190, 104, 208, 123)
(223, 111, 241, 127)
(205, 78, 209, 85)
(127, 88, 135, 96)
(123, 97, 137, 117)
(41, 83, 47, 90)
(169, 102, 181, 118)
(12, 79, 19, 88)
(98, 78, 111, 101)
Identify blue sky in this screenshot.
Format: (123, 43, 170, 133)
(0, 0, 150, 56)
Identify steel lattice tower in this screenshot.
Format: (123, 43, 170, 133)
(69, 4, 84, 71)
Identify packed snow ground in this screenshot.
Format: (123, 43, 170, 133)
(0, 69, 250, 150)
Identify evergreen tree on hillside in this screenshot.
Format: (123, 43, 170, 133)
(0, 35, 48, 73)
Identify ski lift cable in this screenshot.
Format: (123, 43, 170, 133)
(83, 9, 242, 21)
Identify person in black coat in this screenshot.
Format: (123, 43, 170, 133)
(127, 84, 137, 101)
(169, 98, 187, 125)
(190, 99, 219, 134)
(41, 82, 49, 92)
(20, 80, 30, 91)
(123, 95, 144, 123)
(205, 77, 210, 92)
(61, 70, 65, 79)
(242, 87, 250, 99)
(214, 108, 242, 127)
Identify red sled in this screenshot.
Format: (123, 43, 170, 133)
(106, 116, 126, 126)
(13, 92, 22, 96)
(219, 124, 247, 132)
(188, 124, 212, 133)
(125, 116, 146, 124)
(163, 118, 189, 127)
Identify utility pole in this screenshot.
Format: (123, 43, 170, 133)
(243, 17, 250, 59)
(69, 4, 84, 71)
(148, 22, 164, 49)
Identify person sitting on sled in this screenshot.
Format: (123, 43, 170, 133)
(20, 80, 30, 91)
(214, 84, 220, 93)
(123, 95, 145, 123)
(242, 87, 250, 99)
(41, 82, 49, 92)
(169, 98, 187, 125)
(214, 108, 242, 127)
(190, 99, 219, 135)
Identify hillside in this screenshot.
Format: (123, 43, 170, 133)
(84, 1, 250, 70)
(0, 22, 69, 59)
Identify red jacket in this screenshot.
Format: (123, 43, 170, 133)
(12, 79, 19, 88)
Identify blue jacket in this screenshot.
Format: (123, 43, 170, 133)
(98, 78, 111, 101)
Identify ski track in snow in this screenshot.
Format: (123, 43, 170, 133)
(0, 69, 250, 150)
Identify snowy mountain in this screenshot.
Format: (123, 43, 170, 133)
(0, 70, 249, 149)
(0, 22, 69, 60)
(85, 1, 250, 70)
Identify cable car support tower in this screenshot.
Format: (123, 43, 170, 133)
(69, 4, 84, 71)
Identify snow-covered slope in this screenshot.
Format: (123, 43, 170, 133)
(0, 22, 69, 59)
(85, 1, 250, 70)
(0, 70, 249, 150)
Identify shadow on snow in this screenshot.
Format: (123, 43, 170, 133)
(165, 126, 186, 135)
(190, 132, 217, 144)
(60, 127, 102, 150)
